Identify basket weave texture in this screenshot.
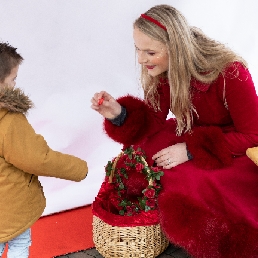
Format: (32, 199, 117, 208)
(93, 215, 169, 258)
(92, 147, 169, 258)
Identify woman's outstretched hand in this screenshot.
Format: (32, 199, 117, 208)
(91, 91, 122, 119)
(152, 142, 189, 169)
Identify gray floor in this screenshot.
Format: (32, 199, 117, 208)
(55, 243, 191, 258)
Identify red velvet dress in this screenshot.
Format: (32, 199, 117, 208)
(103, 62, 258, 258)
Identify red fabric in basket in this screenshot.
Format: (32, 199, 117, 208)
(92, 181, 160, 227)
(92, 198, 159, 227)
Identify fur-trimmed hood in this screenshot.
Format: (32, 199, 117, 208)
(0, 86, 34, 114)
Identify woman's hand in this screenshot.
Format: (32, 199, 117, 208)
(91, 91, 122, 119)
(152, 142, 189, 169)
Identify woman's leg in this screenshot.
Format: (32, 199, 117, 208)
(7, 229, 31, 258)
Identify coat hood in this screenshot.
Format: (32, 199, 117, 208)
(0, 86, 34, 114)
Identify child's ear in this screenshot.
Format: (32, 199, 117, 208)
(246, 147, 258, 166)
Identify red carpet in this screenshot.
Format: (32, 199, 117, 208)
(2, 205, 94, 258)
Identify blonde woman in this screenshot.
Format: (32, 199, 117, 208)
(91, 5, 258, 258)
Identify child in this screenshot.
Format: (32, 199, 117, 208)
(91, 4, 258, 258)
(0, 42, 88, 258)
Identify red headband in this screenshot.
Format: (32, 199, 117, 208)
(140, 14, 167, 31)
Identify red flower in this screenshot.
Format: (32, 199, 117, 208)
(151, 167, 160, 173)
(143, 188, 156, 198)
(126, 206, 133, 213)
(135, 163, 144, 172)
(146, 199, 156, 208)
(152, 181, 161, 189)
(135, 150, 144, 156)
(119, 189, 126, 195)
(103, 146, 164, 216)
(125, 156, 131, 163)
(125, 205, 138, 216)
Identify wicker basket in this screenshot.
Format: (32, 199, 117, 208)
(92, 148, 169, 258)
(93, 215, 169, 258)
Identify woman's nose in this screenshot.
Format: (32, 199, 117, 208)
(137, 51, 148, 64)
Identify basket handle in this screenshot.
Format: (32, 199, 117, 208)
(109, 151, 153, 186)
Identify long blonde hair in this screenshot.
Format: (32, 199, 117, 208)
(134, 4, 247, 135)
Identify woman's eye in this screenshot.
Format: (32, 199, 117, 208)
(148, 52, 155, 56)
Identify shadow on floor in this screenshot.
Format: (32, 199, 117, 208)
(55, 243, 192, 258)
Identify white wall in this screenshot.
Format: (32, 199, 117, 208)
(1, 0, 257, 215)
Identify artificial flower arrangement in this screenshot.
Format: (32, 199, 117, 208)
(92, 146, 170, 258)
(105, 146, 164, 216)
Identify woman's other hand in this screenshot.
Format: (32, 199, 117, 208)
(152, 142, 189, 169)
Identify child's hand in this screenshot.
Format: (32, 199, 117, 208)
(91, 91, 122, 119)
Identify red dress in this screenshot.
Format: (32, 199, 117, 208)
(103, 62, 258, 258)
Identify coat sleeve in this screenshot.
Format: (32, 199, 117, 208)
(185, 63, 258, 169)
(3, 113, 88, 182)
(103, 84, 171, 146)
(222, 64, 258, 154)
(185, 126, 233, 169)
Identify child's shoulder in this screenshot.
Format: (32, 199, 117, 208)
(0, 87, 33, 114)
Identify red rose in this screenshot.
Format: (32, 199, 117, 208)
(135, 163, 144, 172)
(125, 205, 138, 216)
(143, 188, 156, 198)
(135, 151, 144, 156)
(126, 206, 133, 213)
(152, 181, 161, 189)
(119, 189, 126, 195)
(151, 167, 160, 173)
(125, 156, 131, 163)
(146, 199, 156, 208)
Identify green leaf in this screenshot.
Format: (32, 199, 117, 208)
(116, 176, 121, 183)
(118, 182, 124, 190)
(124, 146, 134, 159)
(155, 175, 161, 180)
(138, 198, 146, 209)
(105, 161, 114, 176)
(119, 200, 127, 207)
(145, 206, 151, 212)
(119, 210, 125, 215)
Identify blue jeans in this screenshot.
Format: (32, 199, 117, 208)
(0, 229, 31, 258)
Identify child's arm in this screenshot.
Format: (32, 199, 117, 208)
(2, 113, 87, 181)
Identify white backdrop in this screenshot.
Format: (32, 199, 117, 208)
(0, 0, 257, 216)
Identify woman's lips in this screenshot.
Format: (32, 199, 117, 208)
(146, 65, 155, 70)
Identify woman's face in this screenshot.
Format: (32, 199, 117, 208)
(133, 27, 169, 77)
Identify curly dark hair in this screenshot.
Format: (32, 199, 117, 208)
(0, 42, 23, 83)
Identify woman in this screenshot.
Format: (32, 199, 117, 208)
(91, 5, 258, 257)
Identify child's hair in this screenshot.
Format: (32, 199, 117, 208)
(0, 42, 23, 83)
(134, 4, 247, 135)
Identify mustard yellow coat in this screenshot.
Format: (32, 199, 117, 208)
(0, 87, 88, 242)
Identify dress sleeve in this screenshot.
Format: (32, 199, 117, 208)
(222, 63, 258, 155)
(107, 106, 127, 126)
(185, 63, 258, 169)
(103, 83, 170, 146)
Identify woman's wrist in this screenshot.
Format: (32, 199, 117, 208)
(186, 146, 193, 160)
(107, 106, 127, 126)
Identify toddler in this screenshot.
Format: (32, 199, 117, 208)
(0, 42, 88, 258)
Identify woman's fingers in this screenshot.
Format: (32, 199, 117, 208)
(152, 143, 188, 169)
